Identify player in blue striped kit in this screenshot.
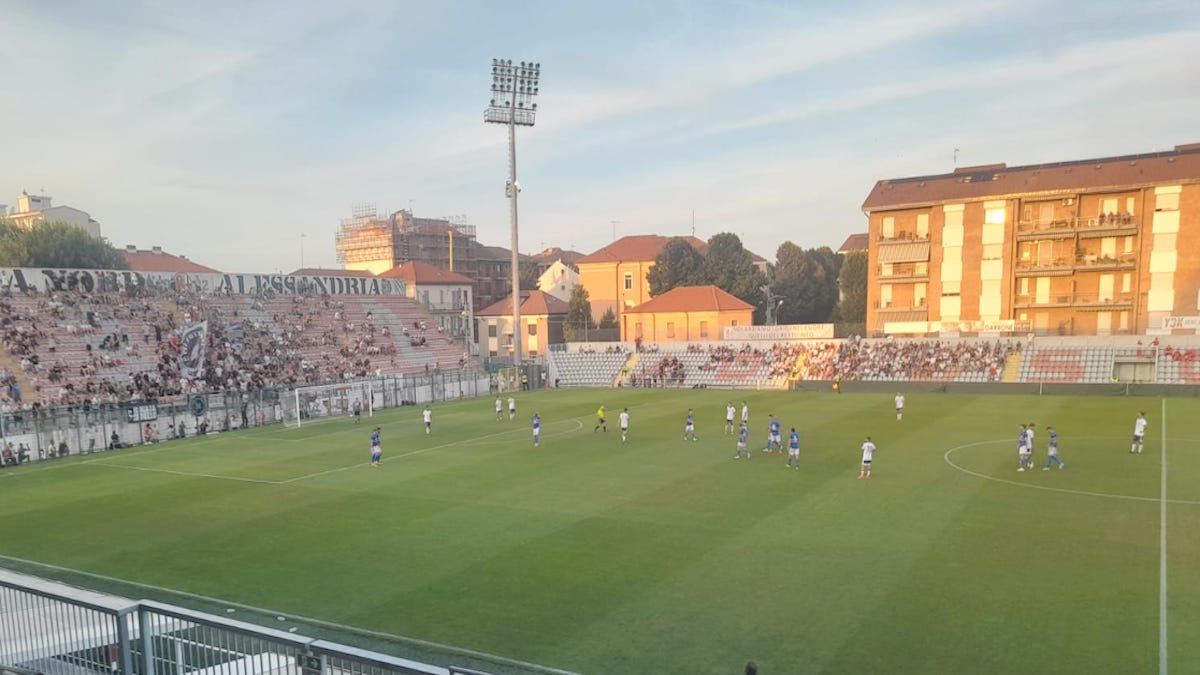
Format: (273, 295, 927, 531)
(1043, 426, 1065, 470)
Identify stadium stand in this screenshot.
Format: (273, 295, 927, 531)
(0, 286, 474, 408)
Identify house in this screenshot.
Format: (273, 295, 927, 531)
(620, 285, 754, 343)
(378, 261, 475, 341)
(123, 246, 219, 273)
(4, 191, 102, 238)
(475, 290, 568, 360)
(577, 234, 767, 325)
(536, 259, 580, 302)
(861, 142, 1200, 336)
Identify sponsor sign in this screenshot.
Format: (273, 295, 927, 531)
(722, 324, 835, 341)
(1161, 316, 1200, 330)
(885, 319, 1032, 334)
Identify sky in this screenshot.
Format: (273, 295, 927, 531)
(2, 0, 1199, 273)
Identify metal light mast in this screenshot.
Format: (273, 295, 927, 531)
(485, 58, 540, 366)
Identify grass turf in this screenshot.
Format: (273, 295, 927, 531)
(1, 390, 1197, 674)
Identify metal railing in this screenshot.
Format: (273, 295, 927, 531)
(0, 575, 478, 675)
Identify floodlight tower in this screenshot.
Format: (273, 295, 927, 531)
(485, 58, 540, 366)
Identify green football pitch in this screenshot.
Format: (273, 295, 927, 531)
(1, 389, 1197, 674)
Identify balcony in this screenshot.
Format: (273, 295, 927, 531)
(1013, 293, 1134, 310)
(877, 231, 929, 244)
(1015, 259, 1074, 277)
(1016, 214, 1139, 240)
(1076, 213, 1138, 238)
(876, 263, 929, 282)
(873, 302, 928, 323)
(1015, 219, 1076, 240)
(1074, 252, 1137, 271)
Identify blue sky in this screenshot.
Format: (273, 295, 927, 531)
(2, 0, 1198, 273)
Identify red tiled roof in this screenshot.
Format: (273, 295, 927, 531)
(289, 268, 374, 277)
(837, 233, 870, 253)
(123, 249, 219, 274)
(530, 247, 585, 267)
(378, 261, 474, 284)
(863, 143, 1200, 212)
(578, 234, 768, 265)
(623, 285, 754, 314)
(476, 290, 570, 317)
(577, 235, 708, 264)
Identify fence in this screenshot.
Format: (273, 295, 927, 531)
(0, 571, 478, 675)
(0, 371, 490, 467)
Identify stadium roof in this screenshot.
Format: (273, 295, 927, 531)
(123, 247, 219, 273)
(476, 289, 569, 317)
(378, 261, 474, 285)
(862, 142, 1200, 212)
(623, 285, 754, 314)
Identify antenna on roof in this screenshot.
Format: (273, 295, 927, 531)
(953, 148, 960, 166)
(691, 209, 695, 237)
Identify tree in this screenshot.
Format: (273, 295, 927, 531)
(701, 232, 766, 322)
(772, 242, 840, 324)
(598, 307, 618, 329)
(518, 261, 541, 291)
(0, 220, 129, 269)
(834, 250, 867, 323)
(564, 284, 596, 341)
(647, 238, 706, 297)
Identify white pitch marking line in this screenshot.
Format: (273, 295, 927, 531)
(279, 418, 585, 484)
(942, 439, 1200, 506)
(87, 462, 281, 485)
(0, 554, 582, 675)
(1159, 398, 1168, 675)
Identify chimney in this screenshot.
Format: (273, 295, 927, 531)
(151, 246, 162, 254)
(125, 245, 137, 252)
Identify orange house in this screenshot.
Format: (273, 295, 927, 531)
(620, 285, 754, 342)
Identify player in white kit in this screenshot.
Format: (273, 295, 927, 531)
(858, 437, 876, 479)
(725, 402, 736, 435)
(422, 406, 432, 435)
(1131, 412, 1147, 454)
(895, 393, 905, 421)
(619, 408, 630, 443)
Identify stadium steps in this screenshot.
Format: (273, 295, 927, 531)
(0, 350, 35, 401)
(1001, 352, 1022, 382)
(614, 352, 640, 387)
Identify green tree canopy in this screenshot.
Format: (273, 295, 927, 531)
(702, 232, 766, 322)
(518, 261, 541, 291)
(598, 307, 618, 329)
(647, 238, 706, 297)
(772, 242, 841, 324)
(563, 284, 597, 341)
(0, 221, 129, 269)
(834, 250, 867, 323)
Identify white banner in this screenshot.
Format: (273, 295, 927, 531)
(0, 267, 406, 296)
(885, 319, 1032, 334)
(722, 324, 835, 341)
(179, 321, 208, 380)
(1161, 316, 1200, 330)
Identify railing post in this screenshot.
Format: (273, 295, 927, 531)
(138, 605, 157, 675)
(116, 608, 136, 675)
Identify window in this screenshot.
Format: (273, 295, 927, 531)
(623, 274, 633, 290)
(1126, 197, 1136, 215)
(914, 283, 927, 307)
(942, 281, 961, 295)
(1019, 278, 1029, 295)
(487, 325, 497, 338)
(528, 350, 538, 358)
(527, 323, 537, 336)
(882, 216, 895, 238)
(985, 208, 1006, 224)
(982, 244, 1002, 260)
(1122, 273, 1132, 293)
(699, 321, 709, 338)
(916, 214, 929, 238)
(489, 350, 498, 357)
(730, 319, 740, 327)
(1022, 205, 1032, 222)
(1100, 198, 1118, 215)
(1157, 193, 1180, 211)
(666, 322, 675, 338)
(635, 322, 643, 338)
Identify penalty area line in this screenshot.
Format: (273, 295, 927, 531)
(0, 554, 582, 675)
